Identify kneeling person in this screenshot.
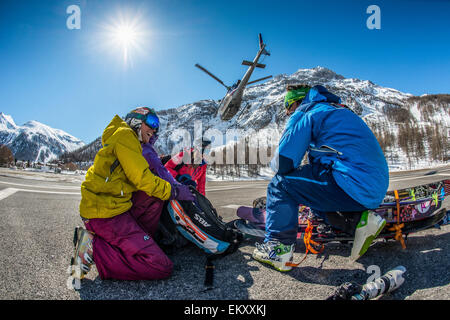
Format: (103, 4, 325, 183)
(70, 107, 194, 281)
(253, 85, 389, 272)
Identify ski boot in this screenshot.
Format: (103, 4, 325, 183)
(70, 226, 94, 280)
(252, 240, 295, 272)
(350, 210, 386, 261)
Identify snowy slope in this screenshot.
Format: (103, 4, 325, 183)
(155, 67, 412, 146)
(154, 66, 448, 171)
(0, 113, 85, 162)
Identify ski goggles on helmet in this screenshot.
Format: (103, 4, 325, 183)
(284, 87, 310, 110)
(125, 107, 160, 133)
(144, 114, 160, 132)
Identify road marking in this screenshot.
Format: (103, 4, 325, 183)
(13, 188, 80, 196)
(390, 174, 450, 182)
(221, 204, 246, 209)
(0, 180, 80, 190)
(207, 185, 267, 192)
(0, 188, 19, 201)
(420, 248, 442, 254)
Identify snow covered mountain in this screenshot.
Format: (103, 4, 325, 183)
(61, 66, 449, 171)
(0, 113, 85, 163)
(154, 66, 449, 171)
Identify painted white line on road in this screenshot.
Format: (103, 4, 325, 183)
(420, 248, 442, 254)
(221, 204, 246, 209)
(12, 188, 80, 196)
(207, 185, 267, 192)
(208, 182, 267, 187)
(0, 180, 80, 190)
(0, 188, 19, 201)
(390, 174, 450, 182)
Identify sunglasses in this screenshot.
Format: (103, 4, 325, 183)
(285, 99, 302, 110)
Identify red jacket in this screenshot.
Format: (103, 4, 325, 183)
(164, 150, 207, 195)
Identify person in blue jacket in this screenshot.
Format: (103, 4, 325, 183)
(252, 84, 389, 272)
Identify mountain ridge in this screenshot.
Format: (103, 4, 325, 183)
(58, 66, 450, 171)
(0, 112, 85, 163)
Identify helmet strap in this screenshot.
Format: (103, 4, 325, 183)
(137, 126, 143, 143)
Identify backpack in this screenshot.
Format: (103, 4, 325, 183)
(156, 186, 243, 289)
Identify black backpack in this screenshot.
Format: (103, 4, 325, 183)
(155, 186, 243, 289)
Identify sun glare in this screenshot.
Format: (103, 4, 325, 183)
(113, 24, 138, 47)
(100, 11, 149, 67)
(111, 23, 139, 63)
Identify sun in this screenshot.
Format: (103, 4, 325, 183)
(113, 24, 138, 48)
(99, 11, 149, 67)
(111, 23, 139, 63)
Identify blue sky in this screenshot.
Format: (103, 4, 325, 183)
(0, 0, 449, 143)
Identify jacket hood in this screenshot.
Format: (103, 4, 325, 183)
(298, 85, 341, 112)
(102, 115, 135, 146)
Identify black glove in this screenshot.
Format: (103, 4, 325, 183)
(176, 174, 197, 188)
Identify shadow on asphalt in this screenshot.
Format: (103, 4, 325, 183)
(72, 227, 449, 300)
(366, 230, 450, 299)
(288, 227, 450, 299)
(75, 244, 257, 300)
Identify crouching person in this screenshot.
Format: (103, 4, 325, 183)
(164, 139, 211, 195)
(252, 85, 389, 272)
(70, 107, 194, 281)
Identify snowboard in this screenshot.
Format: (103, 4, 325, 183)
(233, 179, 450, 243)
(377, 179, 449, 223)
(233, 207, 448, 243)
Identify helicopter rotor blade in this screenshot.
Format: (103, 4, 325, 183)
(195, 64, 230, 90)
(247, 75, 273, 85)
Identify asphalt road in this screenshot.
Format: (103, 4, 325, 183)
(0, 166, 449, 301)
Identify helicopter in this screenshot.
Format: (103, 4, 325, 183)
(195, 33, 272, 121)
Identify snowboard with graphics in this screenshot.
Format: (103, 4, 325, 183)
(233, 179, 450, 243)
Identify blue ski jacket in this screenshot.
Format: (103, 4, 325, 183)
(270, 85, 389, 209)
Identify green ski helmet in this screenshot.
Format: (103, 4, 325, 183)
(284, 84, 311, 112)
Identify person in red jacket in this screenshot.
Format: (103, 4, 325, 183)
(164, 139, 211, 196)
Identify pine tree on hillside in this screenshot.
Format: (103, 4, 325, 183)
(0, 145, 14, 166)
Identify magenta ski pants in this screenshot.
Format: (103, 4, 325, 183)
(83, 192, 173, 280)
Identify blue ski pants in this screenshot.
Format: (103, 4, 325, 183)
(265, 164, 367, 245)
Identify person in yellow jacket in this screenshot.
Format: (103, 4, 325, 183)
(70, 107, 195, 281)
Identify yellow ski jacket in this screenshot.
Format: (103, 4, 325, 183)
(79, 115, 172, 219)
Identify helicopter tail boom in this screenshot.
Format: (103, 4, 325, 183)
(258, 33, 270, 56)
